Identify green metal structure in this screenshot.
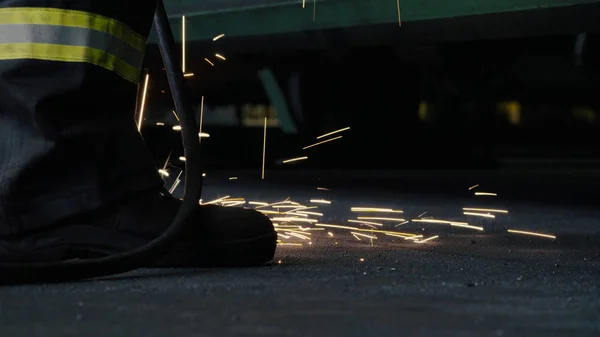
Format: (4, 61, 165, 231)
(153, 0, 599, 42)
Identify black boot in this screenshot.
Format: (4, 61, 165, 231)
(0, 188, 277, 267)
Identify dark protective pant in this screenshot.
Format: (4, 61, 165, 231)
(0, 0, 163, 236)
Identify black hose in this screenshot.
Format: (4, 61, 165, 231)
(0, 0, 201, 285)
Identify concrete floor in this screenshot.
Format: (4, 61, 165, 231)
(0, 170, 599, 336)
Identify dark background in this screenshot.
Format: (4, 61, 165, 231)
(140, 5, 600, 171)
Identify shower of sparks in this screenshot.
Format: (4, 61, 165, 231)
(463, 207, 508, 214)
(181, 16, 186, 73)
(507, 229, 556, 239)
(215, 53, 226, 60)
(262, 117, 267, 179)
(396, 0, 401, 26)
(183, 73, 194, 77)
(351, 207, 403, 213)
(317, 127, 350, 139)
(205, 58, 215, 66)
(302, 136, 343, 150)
(137, 73, 150, 132)
(475, 192, 497, 196)
(212, 33, 225, 41)
(463, 212, 495, 218)
(283, 156, 308, 164)
(468, 184, 479, 190)
(310, 199, 331, 204)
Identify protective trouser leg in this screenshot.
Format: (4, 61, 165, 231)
(0, 0, 163, 236)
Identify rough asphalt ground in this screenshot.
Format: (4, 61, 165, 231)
(0, 170, 599, 337)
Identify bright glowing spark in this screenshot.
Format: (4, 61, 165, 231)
(395, 220, 409, 227)
(412, 218, 467, 225)
(507, 229, 556, 239)
(352, 232, 377, 240)
(417, 235, 439, 243)
(463, 207, 508, 214)
(468, 184, 479, 190)
(310, 199, 331, 204)
(359, 258, 365, 262)
(222, 201, 245, 207)
(396, 0, 401, 26)
(357, 217, 406, 222)
(169, 171, 183, 194)
(258, 210, 281, 215)
(262, 117, 267, 180)
(272, 217, 318, 223)
(229, 177, 238, 180)
(198, 95, 205, 142)
(450, 223, 484, 231)
(183, 73, 194, 77)
(202, 195, 230, 205)
(317, 187, 329, 191)
(215, 53, 226, 60)
(327, 232, 334, 237)
(172, 110, 180, 122)
(199, 132, 210, 138)
(181, 15, 186, 73)
(302, 0, 306, 8)
(475, 192, 497, 196)
(282, 156, 308, 164)
(348, 219, 383, 227)
(285, 232, 311, 240)
(293, 210, 323, 216)
(464, 212, 495, 218)
(249, 201, 269, 206)
(303, 136, 342, 149)
(202, 173, 206, 177)
(351, 207, 403, 213)
(204, 58, 215, 66)
(162, 151, 172, 170)
(315, 223, 418, 237)
(417, 211, 428, 217)
(158, 169, 169, 177)
(212, 33, 225, 41)
(277, 243, 303, 246)
(137, 73, 150, 132)
(156, 122, 165, 126)
(172, 125, 182, 131)
(316, 127, 350, 139)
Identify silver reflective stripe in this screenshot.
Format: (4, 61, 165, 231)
(0, 23, 143, 70)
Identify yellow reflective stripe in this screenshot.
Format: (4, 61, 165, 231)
(0, 43, 139, 83)
(0, 7, 145, 53)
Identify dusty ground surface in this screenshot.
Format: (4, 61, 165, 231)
(1, 169, 599, 336)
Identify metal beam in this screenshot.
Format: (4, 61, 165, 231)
(150, 0, 599, 42)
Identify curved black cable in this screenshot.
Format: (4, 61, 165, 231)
(0, 0, 201, 285)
